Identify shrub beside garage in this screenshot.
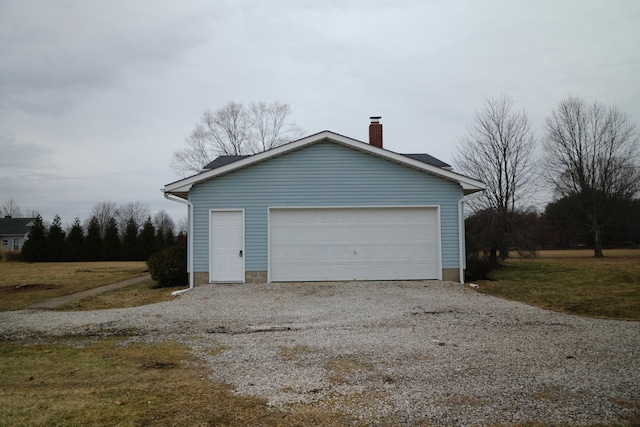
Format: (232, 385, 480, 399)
(147, 246, 188, 288)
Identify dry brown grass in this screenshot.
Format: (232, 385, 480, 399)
(325, 356, 375, 386)
(54, 279, 183, 311)
(0, 338, 354, 426)
(325, 356, 374, 374)
(0, 261, 148, 311)
(278, 344, 314, 361)
(477, 249, 640, 320)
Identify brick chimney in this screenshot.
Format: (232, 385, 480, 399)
(369, 116, 383, 148)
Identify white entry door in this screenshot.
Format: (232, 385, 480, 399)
(210, 210, 244, 282)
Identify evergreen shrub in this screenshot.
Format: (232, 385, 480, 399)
(147, 246, 188, 288)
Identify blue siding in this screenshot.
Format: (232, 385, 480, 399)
(189, 141, 463, 274)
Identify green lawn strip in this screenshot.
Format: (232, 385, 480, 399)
(477, 258, 640, 320)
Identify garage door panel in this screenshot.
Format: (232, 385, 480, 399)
(352, 261, 437, 281)
(270, 207, 439, 282)
(274, 260, 353, 281)
(271, 244, 354, 263)
(354, 242, 435, 261)
(272, 225, 355, 244)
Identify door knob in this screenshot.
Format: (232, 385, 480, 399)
(239, 250, 243, 257)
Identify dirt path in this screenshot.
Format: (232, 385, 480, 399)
(25, 274, 151, 309)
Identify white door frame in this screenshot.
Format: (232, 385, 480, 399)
(209, 209, 245, 283)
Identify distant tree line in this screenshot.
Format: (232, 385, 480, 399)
(465, 200, 640, 252)
(5, 201, 186, 263)
(539, 197, 640, 249)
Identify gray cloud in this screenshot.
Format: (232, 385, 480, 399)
(0, 1, 211, 114)
(0, 131, 51, 168)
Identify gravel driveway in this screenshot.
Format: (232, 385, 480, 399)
(2, 281, 639, 426)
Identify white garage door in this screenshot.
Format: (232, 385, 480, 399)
(269, 207, 439, 282)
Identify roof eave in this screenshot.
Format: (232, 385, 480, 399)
(461, 185, 485, 196)
(162, 187, 190, 199)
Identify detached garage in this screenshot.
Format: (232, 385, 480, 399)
(163, 118, 485, 286)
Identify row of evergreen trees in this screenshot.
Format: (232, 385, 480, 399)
(21, 214, 183, 262)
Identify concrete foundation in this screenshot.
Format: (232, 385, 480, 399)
(192, 270, 461, 285)
(245, 271, 268, 284)
(442, 268, 463, 283)
(193, 272, 209, 286)
(191, 271, 268, 285)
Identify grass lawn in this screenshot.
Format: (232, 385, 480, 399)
(0, 337, 351, 427)
(0, 261, 149, 311)
(476, 249, 640, 321)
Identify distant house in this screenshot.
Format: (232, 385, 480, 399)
(163, 118, 485, 285)
(0, 216, 35, 252)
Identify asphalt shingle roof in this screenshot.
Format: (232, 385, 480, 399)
(401, 153, 451, 169)
(202, 152, 451, 171)
(0, 217, 35, 236)
(203, 155, 251, 170)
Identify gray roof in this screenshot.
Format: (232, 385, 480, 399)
(0, 217, 35, 236)
(203, 155, 251, 170)
(203, 152, 450, 171)
(402, 153, 451, 169)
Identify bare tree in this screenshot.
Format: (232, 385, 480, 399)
(1, 198, 23, 217)
(171, 101, 302, 177)
(542, 96, 640, 257)
(248, 102, 301, 152)
(116, 202, 151, 233)
(176, 216, 188, 236)
(88, 201, 118, 238)
(454, 96, 537, 262)
(153, 210, 176, 238)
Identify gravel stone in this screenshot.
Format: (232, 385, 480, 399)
(1, 281, 638, 426)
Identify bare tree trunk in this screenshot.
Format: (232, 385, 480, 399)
(593, 226, 604, 257)
(498, 246, 509, 260)
(489, 242, 499, 266)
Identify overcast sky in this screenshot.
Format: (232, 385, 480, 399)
(1, 0, 638, 225)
